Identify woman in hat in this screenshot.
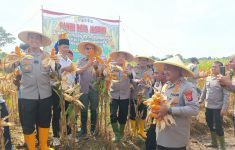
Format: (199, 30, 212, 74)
(15, 31, 53, 150)
(109, 51, 134, 141)
(76, 42, 102, 137)
(129, 56, 154, 139)
(153, 56, 199, 150)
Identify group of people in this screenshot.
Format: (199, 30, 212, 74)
(0, 30, 234, 150)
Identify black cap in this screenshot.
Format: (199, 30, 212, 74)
(19, 43, 29, 51)
(58, 39, 69, 46)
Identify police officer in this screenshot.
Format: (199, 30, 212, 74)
(187, 57, 199, 85)
(200, 61, 229, 149)
(16, 31, 53, 150)
(130, 56, 154, 138)
(154, 55, 199, 150)
(109, 51, 134, 141)
(145, 66, 167, 150)
(76, 42, 102, 137)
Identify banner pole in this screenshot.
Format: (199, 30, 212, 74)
(41, 5, 44, 34)
(118, 16, 120, 51)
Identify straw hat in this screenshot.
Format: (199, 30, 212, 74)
(134, 56, 154, 65)
(153, 56, 194, 77)
(109, 51, 134, 62)
(18, 31, 51, 47)
(78, 42, 102, 55)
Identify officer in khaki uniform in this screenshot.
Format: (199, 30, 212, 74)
(15, 31, 53, 150)
(76, 42, 102, 137)
(130, 56, 154, 138)
(145, 65, 167, 150)
(154, 56, 199, 150)
(109, 51, 134, 141)
(200, 61, 229, 150)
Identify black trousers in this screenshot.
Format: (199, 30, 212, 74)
(145, 123, 156, 150)
(18, 97, 52, 134)
(157, 145, 186, 150)
(52, 90, 61, 137)
(0, 102, 12, 150)
(205, 108, 224, 136)
(110, 99, 129, 124)
(130, 99, 147, 120)
(52, 90, 72, 137)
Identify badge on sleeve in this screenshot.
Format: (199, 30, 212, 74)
(184, 90, 193, 102)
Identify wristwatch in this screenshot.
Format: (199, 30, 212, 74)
(167, 108, 172, 114)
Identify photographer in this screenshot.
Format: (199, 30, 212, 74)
(218, 56, 235, 92)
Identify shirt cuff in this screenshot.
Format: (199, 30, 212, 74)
(167, 108, 173, 114)
(171, 107, 180, 115)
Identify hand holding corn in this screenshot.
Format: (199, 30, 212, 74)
(144, 91, 175, 131)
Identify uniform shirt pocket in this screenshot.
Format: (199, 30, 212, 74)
(21, 64, 33, 73)
(21, 58, 33, 73)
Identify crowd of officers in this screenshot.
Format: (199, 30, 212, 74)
(1, 30, 234, 150)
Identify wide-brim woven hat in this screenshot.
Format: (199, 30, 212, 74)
(153, 56, 194, 77)
(18, 31, 51, 47)
(109, 51, 134, 62)
(78, 42, 102, 55)
(134, 56, 154, 65)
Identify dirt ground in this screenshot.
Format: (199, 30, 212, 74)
(8, 106, 235, 150)
(10, 124, 235, 150)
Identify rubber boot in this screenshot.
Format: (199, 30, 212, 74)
(138, 119, 147, 139)
(111, 122, 120, 142)
(24, 133, 36, 150)
(218, 135, 226, 150)
(118, 123, 125, 141)
(130, 119, 137, 136)
(205, 131, 218, 147)
(90, 110, 97, 135)
(38, 127, 54, 150)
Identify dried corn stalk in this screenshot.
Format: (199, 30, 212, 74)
(52, 69, 83, 147)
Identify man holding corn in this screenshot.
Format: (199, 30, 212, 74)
(76, 42, 102, 137)
(10, 31, 54, 150)
(154, 55, 199, 150)
(129, 56, 154, 139)
(51, 33, 75, 146)
(109, 51, 134, 141)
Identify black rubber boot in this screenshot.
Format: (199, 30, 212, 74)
(90, 110, 97, 135)
(78, 111, 87, 137)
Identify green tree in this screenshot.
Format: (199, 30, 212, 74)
(150, 56, 160, 60)
(0, 27, 15, 47)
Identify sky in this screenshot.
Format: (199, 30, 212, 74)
(1, 0, 235, 59)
